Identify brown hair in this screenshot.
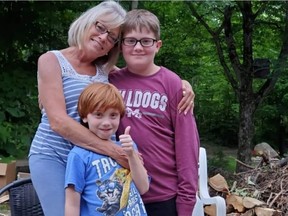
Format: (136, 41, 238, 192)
(78, 83, 126, 121)
(121, 9, 160, 40)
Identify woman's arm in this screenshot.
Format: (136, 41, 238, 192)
(119, 126, 149, 195)
(38, 52, 128, 168)
(178, 80, 195, 115)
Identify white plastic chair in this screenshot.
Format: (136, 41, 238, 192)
(192, 147, 226, 216)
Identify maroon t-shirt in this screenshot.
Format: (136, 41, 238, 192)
(109, 66, 200, 216)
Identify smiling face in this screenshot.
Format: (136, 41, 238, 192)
(67, 1, 126, 68)
(121, 27, 162, 75)
(83, 108, 121, 140)
(77, 83, 125, 140)
(83, 23, 120, 59)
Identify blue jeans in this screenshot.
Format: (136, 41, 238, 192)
(29, 154, 66, 216)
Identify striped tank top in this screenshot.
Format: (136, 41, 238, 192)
(29, 50, 109, 163)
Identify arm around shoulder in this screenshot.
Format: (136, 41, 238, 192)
(37, 52, 129, 168)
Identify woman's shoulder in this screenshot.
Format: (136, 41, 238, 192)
(38, 50, 58, 65)
(109, 67, 127, 75)
(108, 65, 120, 73)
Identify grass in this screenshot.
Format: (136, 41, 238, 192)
(0, 156, 16, 163)
(0, 202, 10, 216)
(208, 150, 237, 173)
(201, 141, 237, 172)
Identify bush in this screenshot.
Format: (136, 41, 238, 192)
(0, 69, 39, 159)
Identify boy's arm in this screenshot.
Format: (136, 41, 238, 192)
(173, 85, 200, 216)
(126, 150, 149, 195)
(119, 126, 149, 195)
(65, 186, 81, 216)
(175, 114, 199, 215)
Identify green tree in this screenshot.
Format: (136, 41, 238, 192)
(185, 1, 288, 171)
(0, 1, 100, 158)
(1, 0, 288, 167)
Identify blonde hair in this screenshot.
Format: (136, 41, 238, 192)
(68, 1, 126, 71)
(122, 9, 160, 40)
(78, 83, 126, 120)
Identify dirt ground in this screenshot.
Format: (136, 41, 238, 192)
(201, 141, 238, 161)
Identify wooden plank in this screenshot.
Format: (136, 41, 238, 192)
(0, 194, 9, 204)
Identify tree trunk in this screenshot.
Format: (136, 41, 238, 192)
(237, 94, 255, 172)
(236, 2, 255, 172)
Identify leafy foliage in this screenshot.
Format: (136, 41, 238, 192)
(0, 69, 39, 158)
(0, 1, 99, 158)
(0, 1, 287, 161)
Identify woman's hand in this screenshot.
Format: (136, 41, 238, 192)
(113, 145, 129, 168)
(178, 80, 195, 115)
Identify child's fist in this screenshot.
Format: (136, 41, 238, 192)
(119, 126, 134, 156)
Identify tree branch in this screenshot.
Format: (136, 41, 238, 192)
(186, 2, 239, 93)
(254, 1, 288, 105)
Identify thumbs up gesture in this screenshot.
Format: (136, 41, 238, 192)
(119, 126, 134, 157)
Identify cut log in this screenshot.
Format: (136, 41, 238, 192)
(254, 142, 279, 158)
(208, 173, 230, 194)
(204, 204, 216, 216)
(255, 207, 281, 216)
(242, 196, 265, 209)
(242, 209, 254, 216)
(226, 194, 245, 213)
(226, 213, 241, 216)
(0, 194, 9, 203)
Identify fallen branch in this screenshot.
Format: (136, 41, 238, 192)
(235, 159, 255, 170)
(276, 156, 288, 167)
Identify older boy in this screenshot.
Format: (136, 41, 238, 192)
(109, 9, 200, 216)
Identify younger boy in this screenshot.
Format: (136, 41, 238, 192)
(109, 9, 200, 216)
(64, 82, 149, 216)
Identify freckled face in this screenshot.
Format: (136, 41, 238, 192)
(83, 108, 120, 140)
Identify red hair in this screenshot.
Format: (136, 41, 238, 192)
(78, 83, 125, 119)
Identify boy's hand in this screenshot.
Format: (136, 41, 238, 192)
(119, 126, 134, 157)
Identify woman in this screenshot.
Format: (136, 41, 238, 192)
(29, 1, 194, 216)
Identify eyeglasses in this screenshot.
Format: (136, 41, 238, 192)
(122, 37, 157, 47)
(94, 22, 119, 44)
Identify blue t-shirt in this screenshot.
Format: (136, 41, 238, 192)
(65, 141, 148, 216)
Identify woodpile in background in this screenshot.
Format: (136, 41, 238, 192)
(206, 142, 288, 216)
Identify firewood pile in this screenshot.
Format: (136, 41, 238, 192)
(206, 142, 288, 216)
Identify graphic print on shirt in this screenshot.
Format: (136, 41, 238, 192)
(96, 178, 122, 215)
(95, 168, 131, 215)
(94, 160, 146, 216)
(119, 89, 168, 119)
